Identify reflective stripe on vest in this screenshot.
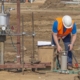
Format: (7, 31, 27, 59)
(56, 17, 74, 38)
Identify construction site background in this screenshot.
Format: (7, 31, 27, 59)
(0, 0, 80, 80)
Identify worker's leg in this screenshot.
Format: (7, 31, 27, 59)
(64, 42, 73, 66)
(62, 34, 73, 66)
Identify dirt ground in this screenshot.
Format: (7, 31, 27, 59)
(0, 71, 77, 80)
(4, 2, 80, 61)
(0, 1, 80, 80)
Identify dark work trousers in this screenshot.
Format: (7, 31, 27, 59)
(52, 34, 72, 66)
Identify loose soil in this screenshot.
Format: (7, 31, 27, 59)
(40, 0, 65, 9)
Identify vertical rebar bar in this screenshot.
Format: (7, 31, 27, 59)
(17, 0, 21, 63)
(22, 15, 24, 74)
(31, 12, 35, 62)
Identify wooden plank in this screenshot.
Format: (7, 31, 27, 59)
(38, 46, 55, 70)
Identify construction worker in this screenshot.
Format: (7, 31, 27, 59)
(52, 15, 77, 70)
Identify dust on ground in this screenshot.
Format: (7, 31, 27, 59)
(40, 0, 65, 9)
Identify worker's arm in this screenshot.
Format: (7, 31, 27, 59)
(52, 21, 62, 52)
(71, 34, 77, 45)
(52, 32, 62, 52)
(68, 23, 77, 50)
(52, 32, 59, 47)
(68, 34, 77, 50)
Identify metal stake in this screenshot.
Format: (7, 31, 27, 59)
(31, 12, 35, 63)
(17, 0, 21, 64)
(22, 15, 24, 74)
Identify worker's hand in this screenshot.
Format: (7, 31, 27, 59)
(57, 45, 62, 53)
(68, 44, 73, 51)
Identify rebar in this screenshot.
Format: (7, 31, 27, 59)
(22, 15, 24, 74)
(17, 0, 21, 63)
(31, 12, 35, 63)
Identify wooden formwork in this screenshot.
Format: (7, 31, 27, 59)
(38, 46, 56, 70)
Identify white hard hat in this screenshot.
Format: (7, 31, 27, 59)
(62, 15, 73, 28)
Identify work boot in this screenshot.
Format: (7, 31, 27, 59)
(67, 66, 73, 70)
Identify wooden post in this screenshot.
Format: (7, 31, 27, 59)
(51, 46, 57, 70)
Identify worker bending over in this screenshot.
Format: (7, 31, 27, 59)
(52, 15, 77, 70)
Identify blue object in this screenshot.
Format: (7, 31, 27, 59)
(52, 21, 77, 34)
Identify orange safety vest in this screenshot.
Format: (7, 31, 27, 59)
(56, 17, 74, 38)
